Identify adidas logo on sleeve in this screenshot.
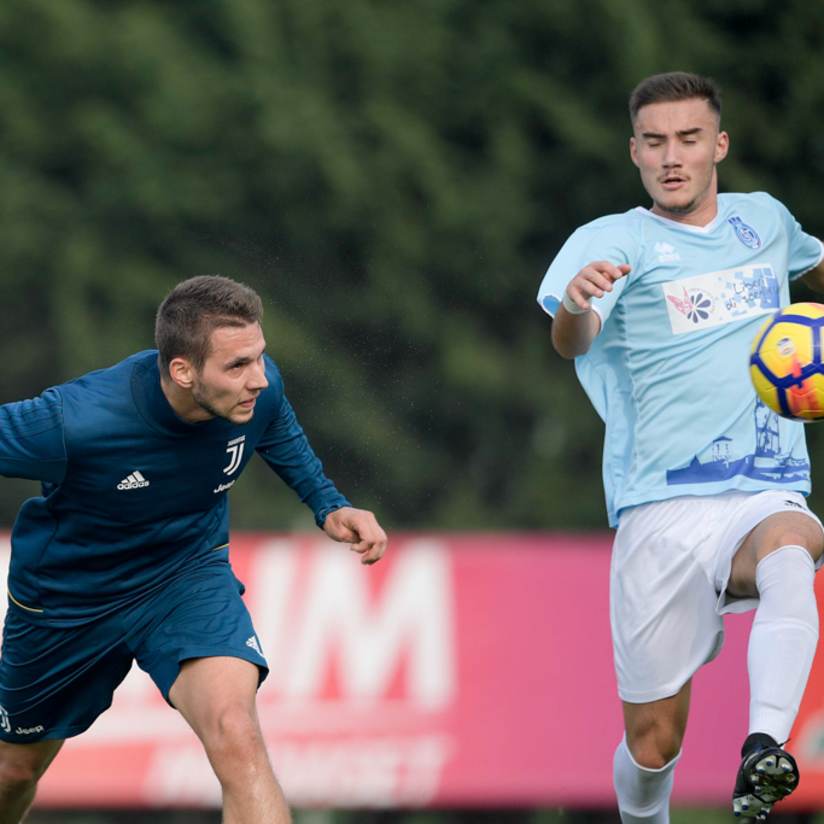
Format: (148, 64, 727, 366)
(117, 471, 150, 491)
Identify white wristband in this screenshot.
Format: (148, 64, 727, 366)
(562, 290, 590, 315)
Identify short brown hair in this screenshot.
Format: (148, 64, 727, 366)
(155, 275, 263, 374)
(629, 72, 721, 124)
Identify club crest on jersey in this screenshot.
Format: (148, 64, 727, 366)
(223, 435, 246, 475)
(728, 215, 762, 249)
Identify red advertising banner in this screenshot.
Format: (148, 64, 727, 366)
(0, 532, 820, 809)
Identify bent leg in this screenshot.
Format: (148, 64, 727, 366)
(729, 512, 824, 742)
(616, 682, 690, 824)
(728, 510, 824, 596)
(0, 738, 63, 824)
(169, 656, 290, 824)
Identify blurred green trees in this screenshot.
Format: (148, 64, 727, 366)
(2, 0, 824, 530)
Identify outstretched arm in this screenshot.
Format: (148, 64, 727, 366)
(257, 393, 352, 526)
(256, 363, 386, 556)
(551, 261, 631, 358)
(323, 506, 388, 565)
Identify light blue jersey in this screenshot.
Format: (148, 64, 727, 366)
(537, 192, 824, 526)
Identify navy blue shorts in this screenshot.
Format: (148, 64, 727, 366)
(0, 554, 268, 742)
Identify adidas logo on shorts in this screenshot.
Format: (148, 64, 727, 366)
(117, 471, 150, 491)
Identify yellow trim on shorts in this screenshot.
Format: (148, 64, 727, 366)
(7, 591, 44, 613)
(212, 543, 229, 551)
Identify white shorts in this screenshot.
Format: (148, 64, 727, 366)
(611, 490, 823, 704)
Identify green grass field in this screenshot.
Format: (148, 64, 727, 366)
(26, 808, 824, 823)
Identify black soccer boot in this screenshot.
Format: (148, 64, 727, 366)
(732, 732, 799, 820)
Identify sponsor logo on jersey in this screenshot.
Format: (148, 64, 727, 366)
(213, 480, 236, 495)
(0, 705, 10, 734)
(223, 436, 246, 476)
(728, 215, 762, 249)
(117, 471, 150, 490)
(665, 287, 714, 325)
(654, 241, 681, 263)
(662, 263, 778, 334)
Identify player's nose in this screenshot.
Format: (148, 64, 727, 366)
(662, 142, 682, 166)
(248, 360, 268, 390)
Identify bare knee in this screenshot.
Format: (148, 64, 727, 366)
(755, 515, 824, 565)
(626, 721, 683, 769)
(779, 527, 824, 563)
(200, 703, 268, 777)
(0, 749, 48, 798)
(731, 513, 824, 598)
(0, 763, 37, 794)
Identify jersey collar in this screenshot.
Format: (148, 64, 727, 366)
(635, 205, 726, 234)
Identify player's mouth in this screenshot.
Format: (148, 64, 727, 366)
(238, 397, 257, 410)
(660, 174, 687, 191)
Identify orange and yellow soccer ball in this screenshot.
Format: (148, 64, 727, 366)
(750, 302, 824, 422)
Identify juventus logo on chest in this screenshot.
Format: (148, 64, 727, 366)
(223, 436, 246, 475)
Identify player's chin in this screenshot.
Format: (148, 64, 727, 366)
(228, 406, 256, 424)
(656, 193, 697, 216)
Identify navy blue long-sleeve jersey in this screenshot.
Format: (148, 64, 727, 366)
(0, 351, 350, 625)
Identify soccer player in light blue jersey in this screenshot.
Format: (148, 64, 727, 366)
(0, 275, 388, 823)
(538, 72, 824, 822)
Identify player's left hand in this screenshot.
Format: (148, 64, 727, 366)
(323, 506, 388, 565)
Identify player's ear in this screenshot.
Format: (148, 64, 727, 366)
(168, 356, 196, 390)
(629, 136, 640, 168)
(715, 130, 729, 163)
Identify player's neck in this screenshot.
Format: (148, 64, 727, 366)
(650, 196, 719, 228)
(650, 176, 720, 228)
(160, 374, 213, 423)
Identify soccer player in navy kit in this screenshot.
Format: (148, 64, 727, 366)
(0, 275, 387, 823)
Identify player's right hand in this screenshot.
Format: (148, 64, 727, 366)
(564, 262, 631, 312)
(323, 506, 388, 565)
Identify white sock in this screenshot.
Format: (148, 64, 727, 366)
(748, 545, 818, 743)
(613, 736, 679, 823)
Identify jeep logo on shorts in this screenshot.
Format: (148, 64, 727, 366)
(14, 724, 44, 735)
